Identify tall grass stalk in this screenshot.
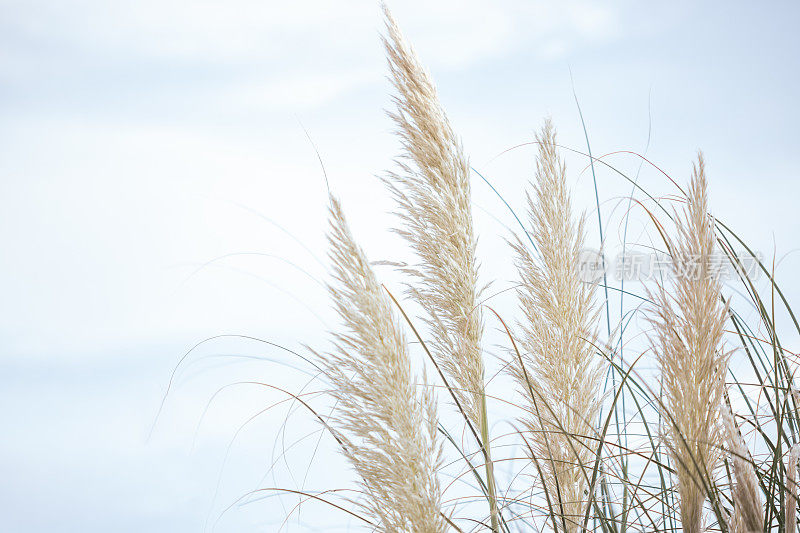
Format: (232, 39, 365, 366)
(184, 9, 800, 532)
(723, 401, 763, 532)
(319, 195, 446, 532)
(647, 155, 730, 533)
(380, 5, 499, 530)
(510, 120, 605, 531)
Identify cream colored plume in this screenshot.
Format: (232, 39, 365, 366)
(321, 195, 446, 532)
(648, 154, 729, 533)
(510, 119, 605, 532)
(380, 5, 501, 529)
(723, 402, 762, 533)
(380, 4, 485, 430)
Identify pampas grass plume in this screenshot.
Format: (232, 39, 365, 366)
(380, 3, 485, 431)
(511, 119, 605, 531)
(648, 154, 729, 533)
(320, 195, 446, 532)
(380, 5, 501, 529)
(723, 403, 763, 532)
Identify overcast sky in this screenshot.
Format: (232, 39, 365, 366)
(2, 1, 799, 531)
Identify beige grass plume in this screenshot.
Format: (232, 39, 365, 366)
(380, 5, 500, 529)
(648, 154, 729, 533)
(320, 195, 446, 532)
(722, 401, 762, 533)
(510, 119, 605, 531)
(381, 4, 484, 430)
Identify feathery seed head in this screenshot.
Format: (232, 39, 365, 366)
(511, 120, 605, 531)
(723, 402, 763, 533)
(381, 5, 484, 429)
(647, 154, 730, 533)
(322, 196, 446, 532)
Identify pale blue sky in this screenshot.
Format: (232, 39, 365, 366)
(1, 1, 798, 531)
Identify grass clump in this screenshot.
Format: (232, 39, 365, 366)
(174, 5, 799, 532)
